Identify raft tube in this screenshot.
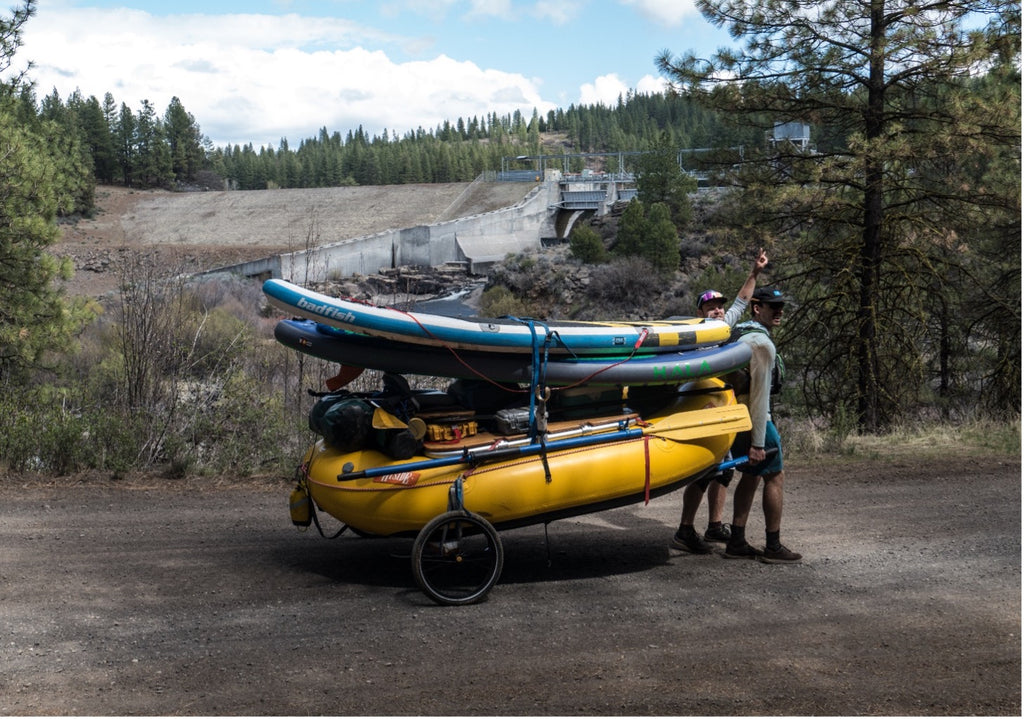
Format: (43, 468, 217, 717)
(299, 378, 749, 536)
(274, 318, 751, 387)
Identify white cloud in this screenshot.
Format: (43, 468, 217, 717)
(578, 73, 631, 106)
(577, 71, 671, 107)
(636, 74, 669, 95)
(618, 0, 701, 26)
(577, 72, 667, 106)
(465, 0, 513, 21)
(530, 1, 583, 24)
(20, 5, 555, 148)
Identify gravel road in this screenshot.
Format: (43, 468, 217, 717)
(1, 454, 1019, 715)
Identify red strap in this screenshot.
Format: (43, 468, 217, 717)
(633, 327, 650, 350)
(643, 435, 652, 505)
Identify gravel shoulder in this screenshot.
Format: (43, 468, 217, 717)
(1, 454, 1019, 715)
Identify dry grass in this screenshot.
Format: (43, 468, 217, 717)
(783, 415, 1021, 463)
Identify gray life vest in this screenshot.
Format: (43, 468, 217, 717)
(728, 321, 785, 395)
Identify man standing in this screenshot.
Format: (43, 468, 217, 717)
(725, 286, 802, 563)
(671, 249, 768, 553)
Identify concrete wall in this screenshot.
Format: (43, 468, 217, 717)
(217, 179, 561, 283)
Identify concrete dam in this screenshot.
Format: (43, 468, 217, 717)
(216, 170, 635, 283)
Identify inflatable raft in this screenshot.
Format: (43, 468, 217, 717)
(293, 377, 749, 604)
(274, 318, 752, 386)
(264, 278, 731, 356)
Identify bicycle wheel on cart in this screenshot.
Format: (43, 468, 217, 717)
(411, 510, 503, 605)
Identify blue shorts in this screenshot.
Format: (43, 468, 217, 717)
(730, 420, 784, 475)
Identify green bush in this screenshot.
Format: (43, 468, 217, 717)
(0, 386, 144, 475)
(480, 285, 527, 317)
(569, 225, 607, 263)
(0, 269, 323, 479)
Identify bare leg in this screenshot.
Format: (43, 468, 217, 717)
(679, 481, 705, 526)
(731, 472, 761, 529)
(707, 481, 726, 524)
(762, 470, 784, 533)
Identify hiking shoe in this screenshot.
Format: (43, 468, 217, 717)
(760, 544, 803, 564)
(671, 528, 713, 554)
(704, 523, 732, 543)
(723, 541, 762, 559)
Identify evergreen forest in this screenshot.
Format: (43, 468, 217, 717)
(34, 85, 764, 199)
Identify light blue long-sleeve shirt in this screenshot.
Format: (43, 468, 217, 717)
(735, 327, 775, 448)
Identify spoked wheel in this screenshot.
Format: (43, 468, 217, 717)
(411, 510, 504, 606)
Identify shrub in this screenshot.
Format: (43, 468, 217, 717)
(569, 225, 607, 263)
(587, 256, 660, 310)
(480, 285, 527, 317)
(0, 385, 144, 475)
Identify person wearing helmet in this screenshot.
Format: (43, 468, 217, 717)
(671, 248, 769, 554)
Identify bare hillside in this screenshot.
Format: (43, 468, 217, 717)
(55, 182, 531, 296)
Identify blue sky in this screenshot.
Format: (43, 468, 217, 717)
(21, 0, 736, 148)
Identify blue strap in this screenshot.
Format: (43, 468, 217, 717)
(509, 316, 552, 442)
(527, 319, 541, 440)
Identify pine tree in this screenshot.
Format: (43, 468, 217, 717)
(0, 2, 91, 383)
(78, 95, 117, 184)
(163, 96, 204, 183)
(635, 131, 696, 230)
(657, 0, 1021, 429)
(114, 102, 136, 186)
(643, 202, 681, 278)
(614, 200, 647, 258)
(135, 99, 172, 188)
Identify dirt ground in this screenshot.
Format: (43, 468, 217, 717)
(1, 453, 1019, 716)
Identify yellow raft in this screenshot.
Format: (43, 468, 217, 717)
(297, 378, 748, 536)
(292, 377, 748, 604)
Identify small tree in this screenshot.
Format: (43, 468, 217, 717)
(644, 202, 682, 277)
(613, 199, 681, 278)
(569, 224, 608, 264)
(635, 130, 697, 230)
(0, 109, 78, 383)
(0, 2, 91, 384)
(164, 96, 205, 184)
(614, 199, 647, 258)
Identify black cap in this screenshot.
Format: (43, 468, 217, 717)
(751, 287, 788, 304)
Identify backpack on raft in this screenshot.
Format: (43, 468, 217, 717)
(308, 373, 424, 459)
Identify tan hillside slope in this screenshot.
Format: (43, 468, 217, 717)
(55, 181, 531, 296)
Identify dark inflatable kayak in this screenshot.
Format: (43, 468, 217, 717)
(273, 318, 751, 387)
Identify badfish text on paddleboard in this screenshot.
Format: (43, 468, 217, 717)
(297, 297, 357, 324)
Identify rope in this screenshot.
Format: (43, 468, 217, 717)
(544, 326, 653, 391)
(297, 462, 348, 538)
(369, 302, 666, 403)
